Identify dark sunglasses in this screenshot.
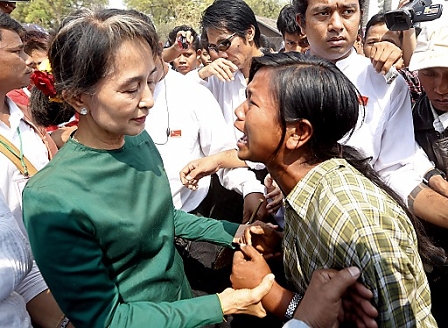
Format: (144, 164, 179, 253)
(208, 33, 237, 53)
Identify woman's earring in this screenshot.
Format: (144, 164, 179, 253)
(80, 108, 88, 115)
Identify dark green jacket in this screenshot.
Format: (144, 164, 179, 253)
(23, 131, 238, 328)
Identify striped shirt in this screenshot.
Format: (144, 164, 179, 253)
(283, 158, 436, 327)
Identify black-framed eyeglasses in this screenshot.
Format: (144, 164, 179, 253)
(208, 33, 237, 53)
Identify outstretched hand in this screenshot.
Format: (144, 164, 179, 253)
(179, 156, 220, 190)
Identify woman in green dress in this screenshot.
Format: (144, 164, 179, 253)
(22, 8, 275, 328)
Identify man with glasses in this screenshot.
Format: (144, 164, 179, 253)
(188, 0, 264, 147)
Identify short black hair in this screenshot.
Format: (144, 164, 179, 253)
(294, 0, 366, 25)
(0, 12, 25, 41)
(201, 0, 261, 48)
(364, 13, 403, 44)
(167, 25, 199, 50)
(276, 4, 301, 36)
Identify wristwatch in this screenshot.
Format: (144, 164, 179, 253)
(284, 293, 303, 321)
(423, 168, 446, 185)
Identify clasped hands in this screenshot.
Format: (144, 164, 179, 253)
(228, 223, 378, 327)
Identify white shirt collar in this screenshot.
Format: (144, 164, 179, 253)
(5, 97, 24, 131)
(430, 101, 448, 133)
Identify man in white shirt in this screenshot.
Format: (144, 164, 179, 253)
(188, 0, 264, 146)
(146, 57, 267, 222)
(293, 0, 448, 230)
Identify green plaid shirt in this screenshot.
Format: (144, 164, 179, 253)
(284, 158, 436, 327)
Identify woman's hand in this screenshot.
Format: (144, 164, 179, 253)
(217, 272, 275, 317)
(179, 156, 220, 190)
(242, 222, 283, 258)
(264, 174, 283, 214)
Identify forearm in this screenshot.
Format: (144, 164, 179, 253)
(409, 183, 448, 228)
(174, 209, 239, 246)
(213, 149, 247, 169)
(428, 174, 448, 198)
(401, 28, 416, 67)
(27, 289, 74, 328)
(260, 281, 295, 319)
(162, 45, 180, 63)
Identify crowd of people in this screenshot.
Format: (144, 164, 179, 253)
(0, 0, 447, 327)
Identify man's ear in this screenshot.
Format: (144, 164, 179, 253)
(296, 14, 306, 34)
(246, 25, 256, 42)
(285, 119, 313, 150)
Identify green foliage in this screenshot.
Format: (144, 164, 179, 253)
(11, 0, 108, 30)
(125, 0, 282, 43)
(11, 0, 283, 39)
(245, 0, 283, 19)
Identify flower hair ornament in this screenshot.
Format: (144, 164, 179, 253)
(30, 59, 63, 103)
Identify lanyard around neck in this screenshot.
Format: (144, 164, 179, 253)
(0, 127, 29, 176)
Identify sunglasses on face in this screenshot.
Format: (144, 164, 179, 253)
(208, 33, 237, 53)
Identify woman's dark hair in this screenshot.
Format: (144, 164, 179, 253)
(201, 0, 261, 48)
(30, 8, 160, 126)
(250, 52, 445, 266)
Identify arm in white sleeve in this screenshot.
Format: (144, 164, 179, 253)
(186, 68, 209, 86)
(218, 167, 265, 197)
(0, 194, 33, 301)
(373, 79, 428, 203)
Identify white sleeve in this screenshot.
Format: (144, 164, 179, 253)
(218, 167, 266, 197)
(0, 195, 33, 301)
(282, 319, 311, 328)
(373, 80, 430, 203)
(15, 260, 48, 303)
(186, 69, 208, 86)
(0, 291, 32, 328)
(413, 145, 435, 177)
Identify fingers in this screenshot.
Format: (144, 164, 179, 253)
(264, 174, 273, 189)
(239, 244, 263, 260)
(369, 41, 402, 74)
(350, 280, 373, 299)
(250, 273, 275, 301)
(324, 267, 361, 300)
(243, 227, 253, 246)
(208, 59, 238, 82)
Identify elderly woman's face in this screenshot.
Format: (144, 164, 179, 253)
(78, 38, 157, 143)
(234, 68, 283, 164)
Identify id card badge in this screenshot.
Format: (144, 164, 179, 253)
(13, 175, 29, 208)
